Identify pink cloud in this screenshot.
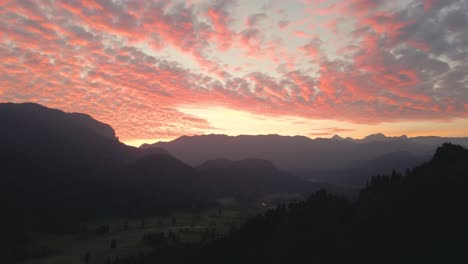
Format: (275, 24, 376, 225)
(423, 0, 440, 11)
(0, 0, 467, 142)
(294, 31, 312, 38)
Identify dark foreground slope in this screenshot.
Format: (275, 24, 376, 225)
(0, 103, 202, 227)
(0, 103, 207, 262)
(120, 143, 468, 264)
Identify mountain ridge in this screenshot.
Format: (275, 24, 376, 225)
(143, 132, 468, 146)
(144, 133, 468, 186)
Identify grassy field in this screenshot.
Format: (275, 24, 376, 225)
(18, 193, 304, 264)
(18, 208, 246, 264)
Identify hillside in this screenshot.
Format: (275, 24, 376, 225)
(197, 158, 320, 200)
(120, 143, 468, 264)
(0, 103, 203, 228)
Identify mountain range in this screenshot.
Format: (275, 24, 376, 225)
(3, 102, 468, 263)
(0, 103, 319, 230)
(144, 133, 468, 186)
(2, 102, 468, 227)
(126, 143, 468, 264)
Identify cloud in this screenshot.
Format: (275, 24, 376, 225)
(0, 0, 467, 142)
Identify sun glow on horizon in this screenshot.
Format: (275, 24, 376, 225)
(122, 106, 468, 147)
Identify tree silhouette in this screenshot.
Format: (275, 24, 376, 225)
(110, 238, 117, 249)
(83, 251, 91, 264)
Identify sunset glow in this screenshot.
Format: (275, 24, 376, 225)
(1, 0, 467, 145)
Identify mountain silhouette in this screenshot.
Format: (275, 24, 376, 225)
(308, 150, 428, 186)
(145, 133, 468, 186)
(109, 154, 205, 214)
(3, 103, 468, 263)
(197, 158, 320, 200)
(361, 133, 408, 142)
(0, 103, 202, 231)
(0, 102, 137, 169)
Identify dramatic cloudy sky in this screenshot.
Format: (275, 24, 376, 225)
(1, 0, 467, 146)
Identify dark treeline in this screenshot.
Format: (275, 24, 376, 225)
(115, 143, 468, 264)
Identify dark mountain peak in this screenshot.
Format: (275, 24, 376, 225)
(362, 133, 387, 141)
(68, 112, 116, 141)
(331, 135, 355, 142)
(361, 133, 408, 143)
(0, 102, 117, 142)
(432, 143, 468, 163)
(1, 102, 48, 111)
(139, 143, 152, 149)
(0, 102, 141, 169)
(331, 135, 343, 140)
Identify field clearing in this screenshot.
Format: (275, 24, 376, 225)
(18, 193, 305, 264)
(19, 208, 246, 264)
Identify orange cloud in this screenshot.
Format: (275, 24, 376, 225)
(0, 0, 467, 142)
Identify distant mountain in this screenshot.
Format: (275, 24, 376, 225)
(330, 134, 354, 141)
(409, 136, 468, 146)
(306, 151, 428, 186)
(197, 158, 320, 200)
(144, 133, 468, 186)
(360, 133, 408, 142)
(145, 134, 430, 172)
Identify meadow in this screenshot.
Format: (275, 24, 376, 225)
(18, 193, 303, 264)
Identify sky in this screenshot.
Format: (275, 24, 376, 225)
(0, 0, 467, 146)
